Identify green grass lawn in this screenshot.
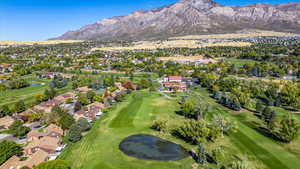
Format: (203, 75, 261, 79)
(226, 58, 258, 68)
(190, 88, 300, 169)
(59, 89, 300, 169)
(59, 91, 195, 169)
(0, 77, 72, 107)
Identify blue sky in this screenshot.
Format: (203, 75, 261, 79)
(0, 0, 298, 41)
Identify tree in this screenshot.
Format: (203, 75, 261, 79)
(0, 140, 22, 165)
(194, 104, 210, 120)
(59, 113, 75, 130)
(86, 91, 96, 102)
(181, 101, 195, 118)
(67, 124, 82, 143)
(196, 143, 206, 164)
(228, 160, 251, 169)
(151, 119, 167, 132)
(47, 88, 57, 99)
(34, 93, 46, 104)
(92, 95, 103, 102)
(34, 159, 70, 169)
(211, 147, 225, 165)
(255, 101, 264, 114)
(175, 119, 210, 144)
(278, 113, 299, 142)
(78, 94, 89, 106)
(74, 101, 82, 112)
(77, 118, 91, 132)
(0, 105, 11, 117)
(262, 106, 277, 129)
(139, 78, 150, 89)
(212, 114, 235, 138)
(9, 120, 30, 137)
(26, 112, 43, 123)
(12, 100, 26, 113)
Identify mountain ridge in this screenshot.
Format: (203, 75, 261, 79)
(53, 0, 300, 41)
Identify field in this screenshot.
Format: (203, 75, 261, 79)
(59, 89, 300, 169)
(159, 56, 217, 64)
(92, 40, 251, 51)
(59, 91, 195, 169)
(92, 30, 297, 52)
(170, 30, 298, 40)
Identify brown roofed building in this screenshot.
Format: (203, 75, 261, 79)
(33, 99, 63, 113)
(0, 116, 15, 130)
(44, 124, 64, 138)
(27, 130, 45, 142)
(75, 86, 91, 93)
(21, 149, 49, 169)
(53, 92, 76, 103)
(24, 136, 61, 156)
(0, 156, 21, 169)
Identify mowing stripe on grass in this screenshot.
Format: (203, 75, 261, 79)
(215, 108, 300, 169)
(110, 96, 144, 128)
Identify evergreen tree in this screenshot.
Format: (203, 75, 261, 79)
(77, 118, 91, 132)
(196, 143, 206, 164)
(255, 101, 264, 114)
(279, 113, 299, 142)
(67, 124, 82, 143)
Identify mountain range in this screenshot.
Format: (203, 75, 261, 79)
(53, 0, 300, 41)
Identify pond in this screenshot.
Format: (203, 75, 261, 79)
(119, 134, 189, 161)
(31, 83, 42, 87)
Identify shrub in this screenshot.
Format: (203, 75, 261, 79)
(151, 119, 167, 132)
(174, 119, 210, 144)
(9, 120, 30, 137)
(67, 124, 82, 143)
(77, 118, 91, 132)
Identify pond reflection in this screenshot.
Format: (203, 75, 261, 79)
(119, 134, 189, 161)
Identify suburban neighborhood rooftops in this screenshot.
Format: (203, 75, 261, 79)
(168, 76, 182, 81)
(21, 149, 49, 168)
(0, 156, 21, 169)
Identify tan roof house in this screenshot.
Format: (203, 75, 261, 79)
(0, 116, 14, 129)
(53, 92, 76, 103)
(27, 130, 45, 142)
(21, 149, 49, 169)
(24, 136, 61, 156)
(75, 86, 91, 93)
(0, 156, 22, 169)
(44, 124, 64, 137)
(33, 99, 63, 113)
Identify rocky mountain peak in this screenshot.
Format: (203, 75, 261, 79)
(53, 0, 300, 41)
(180, 0, 219, 10)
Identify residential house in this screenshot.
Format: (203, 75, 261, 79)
(54, 92, 76, 104)
(167, 76, 182, 83)
(41, 72, 61, 79)
(75, 86, 91, 93)
(33, 99, 63, 113)
(24, 134, 62, 156)
(161, 76, 187, 92)
(21, 149, 50, 169)
(44, 124, 64, 138)
(0, 155, 21, 169)
(0, 116, 15, 130)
